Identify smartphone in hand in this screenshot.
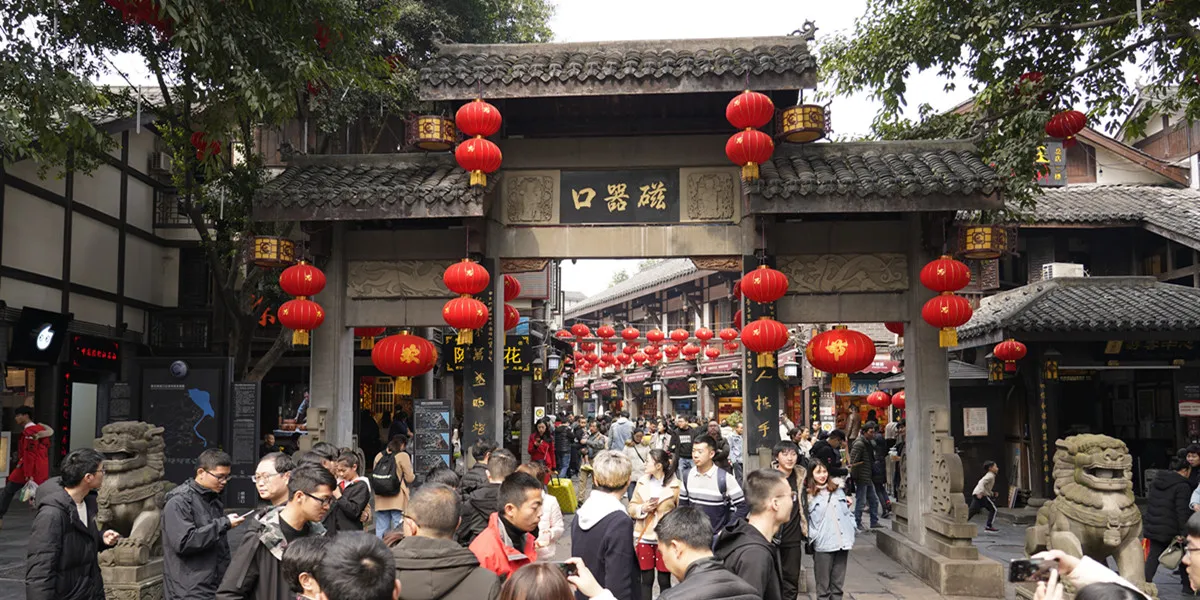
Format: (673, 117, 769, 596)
(553, 561, 579, 577)
(1009, 558, 1051, 583)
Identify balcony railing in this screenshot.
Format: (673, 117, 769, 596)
(154, 191, 192, 228)
(149, 309, 212, 351)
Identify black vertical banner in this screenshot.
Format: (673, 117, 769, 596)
(743, 255, 781, 454)
(462, 258, 498, 450)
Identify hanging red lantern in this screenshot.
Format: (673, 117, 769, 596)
(503, 274, 522, 302)
(920, 255, 971, 293)
(726, 128, 775, 181)
(574, 351, 584, 363)
(555, 329, 573, 339)
(278, 298, 325, 346)
(644, 345, 661, 357)
(455, 137, 503, 187)
(922, 293, 974, 348)
(504, 304, 520, 331)
(632, 351, 648, 365)
(724, 341, 740, 352)
(371, 332, 437, 396)
(993, 339, 1028, 372)
(670, 329, 690, 343)
(1045, 110, 1087, 140)
(647, 329, 666, 344)
(681, 343, 701, 359)
(732, 280, 742, 299)
(455, 99, 503, 138)
(663, 345, 681, 359)
(600, 354, 616, 366)
(892, 390, 906, 410)
(621, 326, 640, 341)
(1015, 72, 1047, 98)
(597, 325, 616, 339)
(279, 261, 326, 298)
(740, 265, 790, 303)
(806, 326, 875, 394)
(733, 310, 743, 330)
(571, 323, 591, 339)
(354, 327, 387, 350)
(718, 328, 739, 342)
(617, 354, 633, 366)
(444, 259, 491, 295)
(622, 345, 638, 356)
(741, 317, 789, 368)
(443, 296, 489, 344)
(705, 346, 721, 360)
(584, 352, 600, 364)
(578, 341, 596, 352)
(601, 342, 618, 354)
(726, 90, 776, 130)
(694, 327, 714, 343)
(885, 322, 904, 336)
(866, 390, 892, 409)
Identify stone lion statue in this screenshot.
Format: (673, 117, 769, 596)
(1026, 434, 1154, 597)
(95, 422, 174, 566)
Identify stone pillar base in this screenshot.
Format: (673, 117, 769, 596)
(101, 559, 164, 600)
(875, 528, 1004, 598)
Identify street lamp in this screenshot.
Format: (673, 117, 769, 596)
(651, 381, 663, 393)
(781, 360, 800, 379)
(547, 352, 561, 372)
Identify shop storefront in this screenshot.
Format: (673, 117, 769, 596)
(699, 354, 742, 421)
(623, 369, 655, 418)
(661, 362, 696, 417)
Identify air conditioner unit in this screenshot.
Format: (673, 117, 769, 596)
(149, 152, 173, 173)
(1041, 263, 1086, 280)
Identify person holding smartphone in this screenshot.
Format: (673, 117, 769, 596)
(499, 560, 618, 600)
(628, 449, 681, 600)
(163, 449, 245, 600)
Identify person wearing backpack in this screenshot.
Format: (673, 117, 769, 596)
(678, 435, 748, 541)
(372, 435, 414, 538)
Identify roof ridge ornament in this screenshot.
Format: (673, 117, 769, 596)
(790, 21, 818, 42)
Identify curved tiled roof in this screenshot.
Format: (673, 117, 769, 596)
(958, 277, 1200, 342)
(1020, 184, 1200, 249)
(567, 259, 701, 316)
(751, 142, 998, 200)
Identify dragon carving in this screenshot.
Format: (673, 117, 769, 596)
(1025, 434, 1154, 598)
(95, 422, 174, 566)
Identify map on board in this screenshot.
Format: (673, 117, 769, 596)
(144, 367, 225, 482)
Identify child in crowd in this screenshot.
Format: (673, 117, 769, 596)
(281, 536, 333, 600)
(326, 450, 373, 534)
(968, 460, 1000, 532)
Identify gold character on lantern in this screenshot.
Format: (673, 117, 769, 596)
(825, 339, 848, 360)
(638, 181, 667, 210)
(604, 183, 629, 212)
(572, 187, 596, 210)
(400, 344, 421, 363)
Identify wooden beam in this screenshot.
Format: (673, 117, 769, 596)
(1158, 263, 1200, 282)
(0, 265, 163, 312)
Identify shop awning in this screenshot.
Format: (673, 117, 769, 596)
(876, 360, 988, 391)
(861, 357, 901, 374)
(623, 369, 653, 384)
(659, 363, 696, 380)
(703, 375, 741, 397)
(698, 355, 740, 374)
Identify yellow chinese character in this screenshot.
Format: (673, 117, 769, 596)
(1054, 173, 1062, 180)
(757, 422, 770, 437)
(572, 187, 596, 210)
(474, 372, 486, 386)
(400, 344, 421, 363)
(604, 183, 629, 212)
(1035, 146, 1049, 164)
(637, 181, 667, 210)
(754, 395, 770, 411)
(473, 348, 485, 361)
(472, 422, 486, 435)
(533, 367, 543, 381)
(454, 346, 465, 363)
(472, 397, 485, 408)
(825, 339, 848, 361)
(504, 346, 522, 365)
(754, 370, 771, 382)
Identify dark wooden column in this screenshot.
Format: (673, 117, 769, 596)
(743, 254, 782, 459)
(462, 258, 499, 450)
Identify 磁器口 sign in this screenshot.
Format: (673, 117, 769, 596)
(560, 169, 680, 224)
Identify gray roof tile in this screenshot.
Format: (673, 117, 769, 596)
(567, 259, 700, 316)
(959, 277, 1200, 342)
(1019, 184, 1200, 249)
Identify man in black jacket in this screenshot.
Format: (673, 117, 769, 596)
(554, 419, 575, 479)
(460, 439, 497, 496)
(393, 483, 501, 600)
(714, 470, 792, 600)
(809, 429, 847, 477)
(654, 507, 758, 600)
(771, 441, 807, 600)
(163, 449, 245, 600)
(26, 448, 121, 600)
(571, 450, 640, 600)
(456, 449, 517, 545)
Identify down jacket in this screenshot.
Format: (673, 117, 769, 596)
(1144, 470, 1193, 543)
(26, 478, 111, 600)
(162, 479, 233, 600)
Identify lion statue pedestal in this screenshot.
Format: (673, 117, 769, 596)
(95, 422, 174, 600)
(1023, 434, 1155, 599)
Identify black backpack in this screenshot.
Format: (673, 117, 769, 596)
(371, 450, 401, 497)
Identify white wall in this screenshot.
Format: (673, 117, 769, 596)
(2, 186, 65, 277)
(70, 382, 98, 451)
(1094, 147, 1177, 185)
(70, 217, 120, 293)
(0, 277, 60, 313)
(69, 293, 116, 329)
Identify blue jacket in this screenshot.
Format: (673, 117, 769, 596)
(805, 485, 856, 553)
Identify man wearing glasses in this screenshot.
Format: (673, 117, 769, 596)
(218, 465, 336, 600)
(254, 452, 295, 509)
(163, 449, 244, 600)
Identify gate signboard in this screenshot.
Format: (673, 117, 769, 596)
(560, 169, 680, 224)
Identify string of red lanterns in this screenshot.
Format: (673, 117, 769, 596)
(455, 99, 503, 187)
(442, 259, 490, 344)
(277, 261, 326, 346)
(724, 90, 776, 181)
(919, 255, 974, 348)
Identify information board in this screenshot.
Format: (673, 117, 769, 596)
(413, 398, 453, 477)
(226, 381, 261, 509)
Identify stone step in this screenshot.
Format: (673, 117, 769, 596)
(995, 508, 1038, 526)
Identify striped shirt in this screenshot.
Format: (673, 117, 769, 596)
(680, 464, 748, 534)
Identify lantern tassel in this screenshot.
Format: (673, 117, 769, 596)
(292, 330, 310, 346)
(740, 162, 760, 181)
(1004, 361, 1016, 373)
(470, 171, 486, 186)
(360, 336, 375, 350)
(757, 351, 775, 368)
(457, 328, 474, 345)
(939, 328, 959, 348)
(395, 376, 411, 396)
(831, 373, 851, 394)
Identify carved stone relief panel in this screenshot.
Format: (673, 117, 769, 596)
(778, 254, 909, 293)
(347, 260, 454, 298)
(502, 170, 558, 224)
(690, 257, 742, 272)
(681, 168, 740, 223)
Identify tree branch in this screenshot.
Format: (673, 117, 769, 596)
(1026, 13, 1134, 31)
(246, 328, 292, 382)
(1061, 33, 1179, 85)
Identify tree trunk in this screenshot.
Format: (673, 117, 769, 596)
(246, 329, 292, 382)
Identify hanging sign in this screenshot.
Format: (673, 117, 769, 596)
(560, 169, 681, 224)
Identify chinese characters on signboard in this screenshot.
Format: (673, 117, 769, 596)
(1036, 141, 1068, 188)
(560, 169, 681, 224)
(443, 335, 534, 373)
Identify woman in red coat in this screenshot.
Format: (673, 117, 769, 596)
(0, 406, 52, 526)
(527, 420, 556, 477)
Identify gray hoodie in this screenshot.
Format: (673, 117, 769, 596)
(607, 417, 633, 451)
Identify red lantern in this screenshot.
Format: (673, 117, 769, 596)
(695, 327, 714, 343)
(726, 128, 774, 181)
(892, 390, 906, 410)
(1015, 72, 1046, 97)
(597, 325, 616, 339)
(372, 332, 437, 395)
(278, 298, 325, 346)
(571, 323, 591, 339)
(1045, 110, 1087, 140)
(600, 354, 616, 366)
(724, 341, 740, 352)
(681, 343, 701, 359)
(644, 346, 661, 358)
(579, 341, 596, 352)
(726, 90, 775, 130)
(279, 262, 326, 298)
(633, 351, 648, 365)
(670, 329, 689, 343)
(885, 322, 904, 336)
(733, 310, 743, 330)
(741, 317, 789, 367)
(584, 352, 600, 364)
(455, 137, 503, 187)
(663, 345, 681, 359)
(732, 280, 742, 299)
(503, 274, 522, 302)
(455, 99, 502, 137)
(622, 345, 637, 356)
(994, 339, 1028, 372)
(647, 329, 665, 344)
(718, 328, 739, 342)
(740, 265, 790, 303)
(920, 255, 971, 293)
(601, 342, 618, 354)
(443, 296, 489, 344)
(806, 326, 875, 394)
(444, 259, 491, 295)
(1062, 135, 1078, 149)
(617, 354, 633, 366)
(354, 327, 387, 350)
(866, 390, 892, 409)
(504, 304, 520, 331)
(705, 346, 721, 360)
(555, 329, 573, 339)
(921, 293, 974, 347)
(621, 327, 640, 341)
